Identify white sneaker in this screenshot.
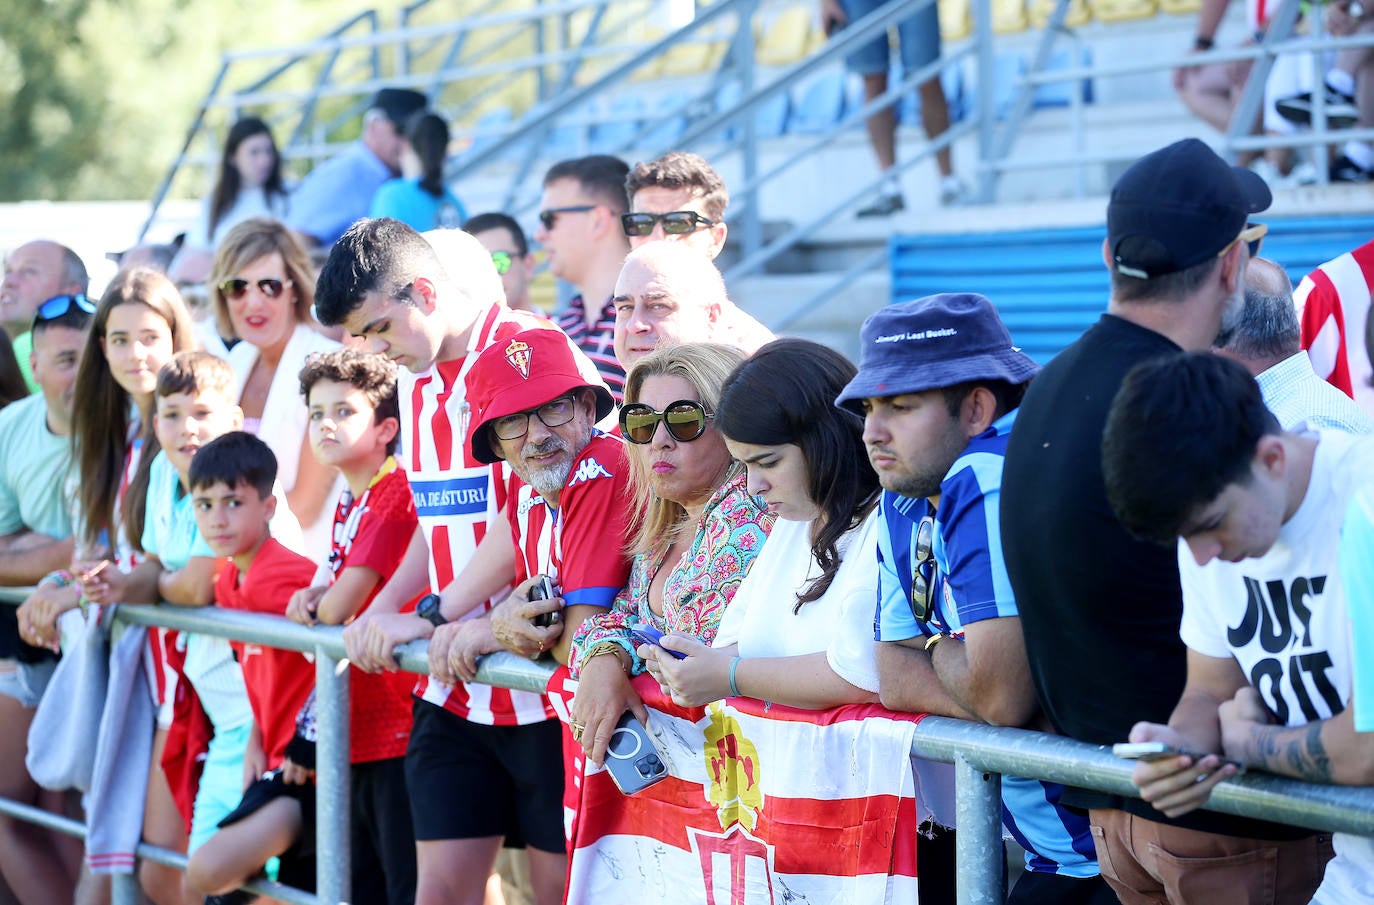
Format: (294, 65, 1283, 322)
(940, 176, 971, 206)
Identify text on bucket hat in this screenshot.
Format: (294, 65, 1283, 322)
(835, 292, 1039, 414)
(1107, 138, 1271, 280)
(464, 328, 614, 464)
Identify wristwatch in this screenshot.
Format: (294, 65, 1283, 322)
(417, 593, 446, 627)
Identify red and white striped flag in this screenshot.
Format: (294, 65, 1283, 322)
(547, 668, 923, 904)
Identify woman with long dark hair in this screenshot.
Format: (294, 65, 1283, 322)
(643, 337, 884, 709)
(369, 111, 467, 230)
(171, 117, 290, 285)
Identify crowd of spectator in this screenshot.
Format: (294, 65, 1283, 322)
(3, 73, 1374, 905)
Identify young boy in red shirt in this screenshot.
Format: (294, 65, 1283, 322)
(283, 348, 419, 905)
(184, 431, 318, 900)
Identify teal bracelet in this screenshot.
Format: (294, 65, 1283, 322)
(728, 656, 743, 697)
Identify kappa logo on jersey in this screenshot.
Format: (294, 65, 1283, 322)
(505, 339, 532, 379)
(567, 456, 613, 486)
(517, 495, 545, 517)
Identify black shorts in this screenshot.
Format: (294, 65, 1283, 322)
(217, 771, 317, 892)
(351, 756, 417, 905)
(404, 699, 565, 852)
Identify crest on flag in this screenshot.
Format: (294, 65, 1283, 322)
(505, 339, 532, 378)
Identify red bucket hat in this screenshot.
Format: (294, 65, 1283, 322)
(464, 328, 614, 464)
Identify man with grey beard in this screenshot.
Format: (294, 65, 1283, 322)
(1002, 141, 1335, 905)
(1214, 255, 1373, 434)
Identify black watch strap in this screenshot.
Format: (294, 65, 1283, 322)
(417, 593, 446, 626)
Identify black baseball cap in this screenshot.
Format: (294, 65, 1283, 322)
(1107, 138, 1272, 280)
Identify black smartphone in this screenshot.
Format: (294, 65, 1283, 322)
(529, 575, 559, 628)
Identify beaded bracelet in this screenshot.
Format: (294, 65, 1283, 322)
(39, 569, 75, 589)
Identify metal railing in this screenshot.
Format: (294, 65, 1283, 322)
(4, 596, 1373, 905)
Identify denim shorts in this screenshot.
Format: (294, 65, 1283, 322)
(838, 0, 942, 76)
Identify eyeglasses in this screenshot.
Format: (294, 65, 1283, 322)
(1217, 222, 1267, 259)
(620, 211, 715, 238)
(33, 294, 97, 326)
(538, 206, 596, 230)
(490, 251, 518, 275)
(218, 277, 292, 300)
(619, 399, 713, 444)
(491, 394, 578, 441)
(909, 516, 936, 624)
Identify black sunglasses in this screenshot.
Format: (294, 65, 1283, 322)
(909, 516, 936, 624)
(218, 277, 292, 300)
(539, 205, 596, 230)
(33, 294, 97, 328)
(619, 399, 713, 444)
(620, 211, 715, 238)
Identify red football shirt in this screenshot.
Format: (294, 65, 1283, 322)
(215, 537, 318, 769)
(327, 459, 419, 762)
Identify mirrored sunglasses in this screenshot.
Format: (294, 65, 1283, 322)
(619, 399, 713, 444)
(218, 277, 292, 300)
(34, 293, 97, 326)
(490, 251, 515, 275)
(620, 211, 715, 238)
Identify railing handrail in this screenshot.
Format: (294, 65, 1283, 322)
(5, 595, 1369, 905)
(106, 602, 1374, 837)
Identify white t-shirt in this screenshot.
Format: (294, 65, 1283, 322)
(1179, 429, 1374, 902)
(713, 508, 880, 693)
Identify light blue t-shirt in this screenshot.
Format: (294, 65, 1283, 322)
(0, 393, 72, 539)
(1344, 485, 1374, 732)
(874, 410, 1098, 878)
(368, 178, 467, 232)
(286, 141, 393, 246)
(141, 451, 213, 572)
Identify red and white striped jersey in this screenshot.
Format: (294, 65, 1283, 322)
(1297, 238, 1374, 419)
(402, 302, 555, 725)
(506, 433, 634, 615)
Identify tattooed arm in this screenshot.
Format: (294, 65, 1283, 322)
(1220, 686, 1374, 784)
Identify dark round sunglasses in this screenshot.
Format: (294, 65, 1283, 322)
(619, 399, 713, 444)
(34, 294, 97, 327)
(218, 277, 292, 300)
(909, 515, 936, 623)
(620, 211, 714, 238)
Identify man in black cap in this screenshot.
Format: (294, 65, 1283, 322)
(1000, 139, 1334, 904)
(288, 87, 428, 247)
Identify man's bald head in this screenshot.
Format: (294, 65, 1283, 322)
(612, 242, 730, 369)
(0, 240, 88, 337)
(1214, 256, 1300, 374)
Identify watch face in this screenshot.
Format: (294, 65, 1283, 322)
(418, 593, 442, 624)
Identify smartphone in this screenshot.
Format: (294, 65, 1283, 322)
(1113, 742, 1246, 774)
(1112, 742, 1193, 762)
(529, 576, 559, 628)
(604, 711, 669, 795)
(628, 623, 687, 660)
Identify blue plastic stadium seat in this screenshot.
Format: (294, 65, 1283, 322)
(714, 81, 791, 141)
(897, 63, 967, 125)
(463, 106, 513, 161)
(638, 91, 691, 149)
(589, 94, 644, 150)
(890, 214, 1374, 363)
(789, 68, 847, 134)
(1033, 47, 1095, 108)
